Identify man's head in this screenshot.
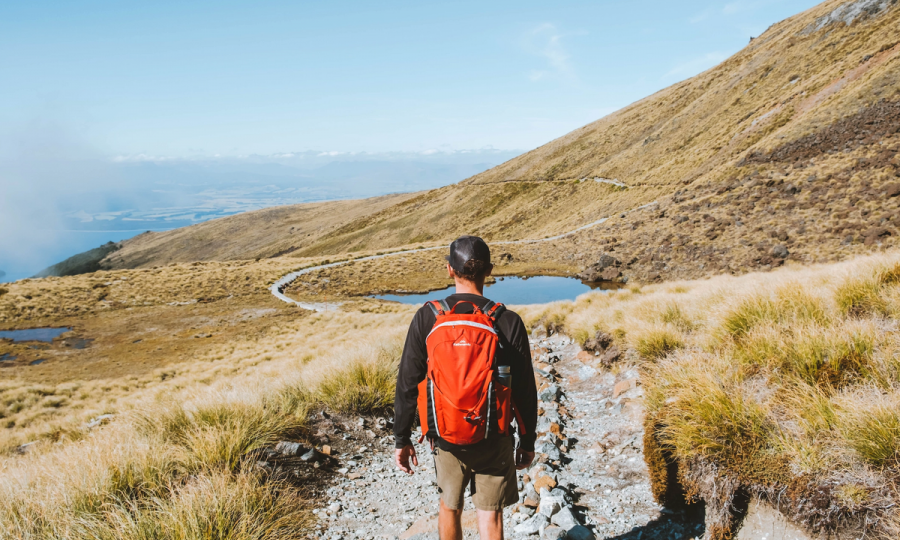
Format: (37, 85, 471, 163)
(446, 235, 493, 284)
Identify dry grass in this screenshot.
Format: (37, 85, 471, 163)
(519, 250, 900, 537)
(0, 253, 415, 455)
(0, 306, 411, 538)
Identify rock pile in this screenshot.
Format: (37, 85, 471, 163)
(511, 337, 595, 540)
(578, 255, 626, 283)
(577, 331, 622, 368)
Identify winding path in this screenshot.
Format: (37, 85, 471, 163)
(269, 200, 659, 311)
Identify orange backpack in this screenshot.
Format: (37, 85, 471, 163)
(417, 300, 522, 445)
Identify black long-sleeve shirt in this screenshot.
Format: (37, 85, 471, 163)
(393, 293, 538, 452)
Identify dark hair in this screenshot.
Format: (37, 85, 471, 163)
(457, 259, 489, 281)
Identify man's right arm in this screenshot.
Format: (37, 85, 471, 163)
(393, 308, 429, 449)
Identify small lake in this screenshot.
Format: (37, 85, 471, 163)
(372, 276, 620, 305)
(0, 327, 72, 343)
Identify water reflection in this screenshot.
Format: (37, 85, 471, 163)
(0, 328, 72, 343)
(371, 276, 621, 305)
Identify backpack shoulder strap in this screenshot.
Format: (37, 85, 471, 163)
(425, 300, 449, 316)
(482, 300, 506, 321)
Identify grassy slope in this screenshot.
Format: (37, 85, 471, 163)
(103, 192, 418, 269)
(99, 0, 900, 285)
(519, 251, 900, 539)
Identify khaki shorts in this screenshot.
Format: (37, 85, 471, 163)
(432, 436, 519, 511)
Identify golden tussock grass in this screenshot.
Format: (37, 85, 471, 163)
(0, 307, 410, 538)
(518, 250, 900, 536)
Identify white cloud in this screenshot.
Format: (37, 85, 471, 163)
(523, 23, 582, 84)
(69, 210, 94, 223)
(663, 51, 727, 80)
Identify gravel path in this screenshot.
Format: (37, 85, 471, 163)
(305, 335, 704, 540)
(268, 202, 658, 312)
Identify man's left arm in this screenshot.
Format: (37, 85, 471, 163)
(505, 313, 538, 457)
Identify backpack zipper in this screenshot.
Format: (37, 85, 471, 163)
(429, 379, 441, 438)
(485, 381, 493, 438)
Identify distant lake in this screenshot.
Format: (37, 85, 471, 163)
(371, 276, 621, 305)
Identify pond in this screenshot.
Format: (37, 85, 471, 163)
(372, 276, 621, 306)
(0, 327, 72, 343)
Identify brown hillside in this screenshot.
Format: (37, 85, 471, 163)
(102, 0, 900, 286)
(102, 193, 418, 269)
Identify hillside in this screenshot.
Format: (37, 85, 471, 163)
(98, 193, 417, 269)
(33, 242, 120, 278)
(96, 0, 900, 285)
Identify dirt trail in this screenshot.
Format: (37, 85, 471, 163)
(269, 201, 658, 312)
(303, 334, 704, 540)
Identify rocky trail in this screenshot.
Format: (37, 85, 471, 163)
(268, 335, 706, 540)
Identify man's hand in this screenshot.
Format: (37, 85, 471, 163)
(516, 449, 535, 470)
(395, 445, 418, 474)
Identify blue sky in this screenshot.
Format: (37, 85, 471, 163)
(1, 0, 822, 158)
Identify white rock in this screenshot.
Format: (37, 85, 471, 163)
(513, 514, 549, 536)
(529, 464, 547, 478)
(551, 507, 579, 531)
(274, 441, 303, 456)
(541, 526, 567, 540)
(538, 489, 566, 517)
(538, 498, 561, 518)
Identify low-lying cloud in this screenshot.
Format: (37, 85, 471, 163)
(0, 127, 522, 281)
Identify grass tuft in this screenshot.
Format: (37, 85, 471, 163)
(838, 391, 900, 467)
(835, 276, 888, 317)
(139, 396, 306, 472)
(635, 326, 684, 360)
(317, 343, 400, 414)
(720, 287, 828, 340)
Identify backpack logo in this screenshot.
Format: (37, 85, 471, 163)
(453, 339, 472, 347)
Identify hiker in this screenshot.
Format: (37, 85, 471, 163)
(394, 236, 538, 540)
